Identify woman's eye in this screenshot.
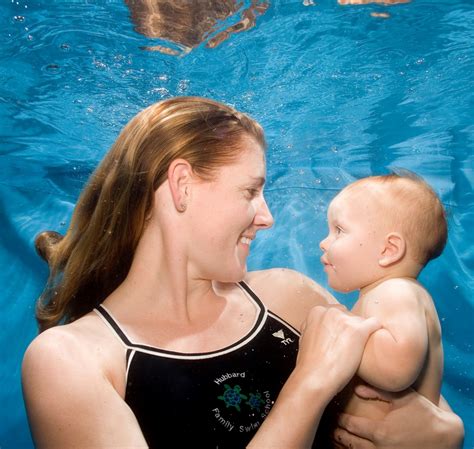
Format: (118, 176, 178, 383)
(246, 189, 259, 198)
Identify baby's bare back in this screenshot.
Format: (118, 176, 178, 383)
(342, 278, 443, 420)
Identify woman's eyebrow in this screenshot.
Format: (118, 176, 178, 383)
(248, 176, 266, 187)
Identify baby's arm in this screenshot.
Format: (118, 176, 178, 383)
(355, 280, 429, 392)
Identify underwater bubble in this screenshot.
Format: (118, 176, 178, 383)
(371, 12, 390, 19)
(60, 43, 70, 52)
(148, 87, 169, 97)
(93, 60, 108, 70)
(44, 63, 60, 72)
(177, 79, 190, 93)
(13, 15, 25, 22)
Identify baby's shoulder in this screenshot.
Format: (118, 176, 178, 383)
(371, 277, 429, 301)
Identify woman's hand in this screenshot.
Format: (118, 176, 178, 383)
(296, 306, 381, 397)
(248, 306, 381, 449)
(333, 385, 465, 449)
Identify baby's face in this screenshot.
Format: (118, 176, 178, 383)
(319, 189, 389, 292)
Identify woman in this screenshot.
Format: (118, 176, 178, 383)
(23, 97, 463, 448)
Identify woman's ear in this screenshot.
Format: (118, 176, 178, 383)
(167, 159, 193, 213)
(379, 232, 406, 267)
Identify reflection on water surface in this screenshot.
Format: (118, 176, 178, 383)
(125, 0, 269, 55)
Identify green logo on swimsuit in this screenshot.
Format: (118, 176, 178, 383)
(217, 384, 248, 411)
(246, 392, 265, 412)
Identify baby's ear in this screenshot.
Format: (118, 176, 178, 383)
(379, 232, 406, 267)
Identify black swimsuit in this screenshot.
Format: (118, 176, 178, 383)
(94, 281, 300, 449)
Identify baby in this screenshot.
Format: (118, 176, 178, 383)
(319, 171, 446, 430)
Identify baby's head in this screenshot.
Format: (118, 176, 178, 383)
(320, 171, 447, 292)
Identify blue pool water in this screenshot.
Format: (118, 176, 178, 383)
(1, 0, 473, 447)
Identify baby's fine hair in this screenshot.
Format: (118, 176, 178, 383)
(345, 170, 447, 266)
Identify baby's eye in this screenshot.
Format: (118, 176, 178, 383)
(335, 226, 343, 235)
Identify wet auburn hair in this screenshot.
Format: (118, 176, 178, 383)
(35, 96, 265, 332)
(342, 170, 447, 266)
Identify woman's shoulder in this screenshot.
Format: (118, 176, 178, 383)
(244, 268, 338, 331)
(21, 315, 144, 447)
(24, 313, 105, 356)
(22, 312, 124, 390)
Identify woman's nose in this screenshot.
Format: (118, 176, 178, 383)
(255, 196, 274, 229)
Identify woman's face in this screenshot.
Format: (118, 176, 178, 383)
(186, 136, 273, 282)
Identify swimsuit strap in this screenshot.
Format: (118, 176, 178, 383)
(94, 304, 134, 347)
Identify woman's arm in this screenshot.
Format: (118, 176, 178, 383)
(248, 306, 381, 449)
(334, 386, 464, 449)
(22, 328, 148, 448)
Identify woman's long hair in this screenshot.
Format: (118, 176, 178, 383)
(36, 97, 265, 332)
